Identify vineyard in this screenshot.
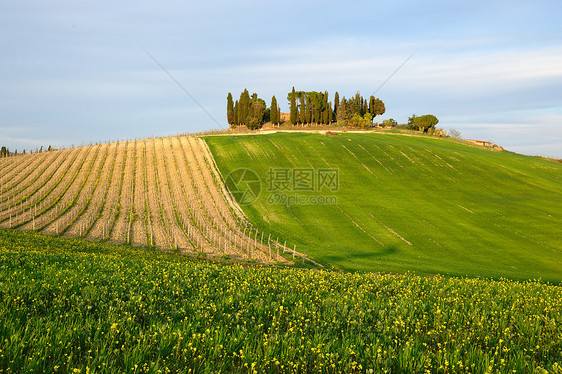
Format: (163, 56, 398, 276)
(0, 136, 294, 264)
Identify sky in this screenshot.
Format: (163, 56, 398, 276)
(1, 0, 562, 157)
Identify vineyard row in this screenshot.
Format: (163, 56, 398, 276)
(0, 136, 312, 265)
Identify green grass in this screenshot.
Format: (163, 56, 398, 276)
(1, 229, 561, 373)
(205, 132, 562, 281)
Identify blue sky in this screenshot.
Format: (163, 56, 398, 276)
(1, 0, 561, 157)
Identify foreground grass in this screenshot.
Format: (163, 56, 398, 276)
(1, 229, 561, 373)
(205, 132, 562, 281)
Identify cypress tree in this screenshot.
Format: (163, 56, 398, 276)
(289, 87, 297, 124)
(334, 92, 340, 122)
(305, 96, 311, 124)
(299, 93, 306, 124)
(239, 89, 251, 126)
(227, 93, 235, 126)
(234, 100, 239, 126)
(338, 97, 347, 123)
(270, 96, 278, 125)
(368, 96, 376, 123)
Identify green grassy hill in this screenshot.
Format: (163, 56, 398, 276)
(205, 132, 562, 282)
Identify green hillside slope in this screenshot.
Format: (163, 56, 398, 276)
(205, 132, 562, 281)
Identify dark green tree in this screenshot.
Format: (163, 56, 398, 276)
(227, 93, 235, 126)
(234, 100, 239, 126)
(333, 92, 340, 122)
(327, 102, 333, 124)
(0, 146, 6, 157)
(337, 97, 348, 123)
(305, 96, 311, 124)
(246, 96, 267, 130)
(289, 87, 297, 124)
(370, 98, 385, 125)
(368, 96, 376, 120)
(238, 89, 251, 126)
(299, 93, 306, 124)
(407, 114, 417, 127)
(322, 91, 330, 124)
(270, 96, 278, 125)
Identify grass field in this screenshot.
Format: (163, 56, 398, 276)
(205, 132, 562, 282)
(1, 228, 561, 373)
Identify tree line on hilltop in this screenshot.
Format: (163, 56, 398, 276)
(227, 87, 386, 130)
(0, 145, 56, 158)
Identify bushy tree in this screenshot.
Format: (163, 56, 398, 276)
(413, 114, 439, 132)
(246, 96, 266, 130)
(407, 114, 417, 127)
(382, 118, 397, 127)
(349, 113, 372, 128)
(369, 97, 385, 125)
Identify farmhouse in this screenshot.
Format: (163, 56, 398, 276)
(465, 139, 492, 147)
(465, 139, 505, 151)
(279, 112, 290, 122)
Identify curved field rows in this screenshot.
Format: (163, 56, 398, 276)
(0, 137, 289, 264)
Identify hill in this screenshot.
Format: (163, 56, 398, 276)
(205, 132, 562, 282)
(0, 136, 289, 264)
